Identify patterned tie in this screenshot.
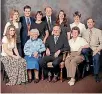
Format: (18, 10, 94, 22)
(54, 36, 58, 44)
(48, 17, 51, 31)
(27, 17, 31, 25)
(89, 29, 92, 45)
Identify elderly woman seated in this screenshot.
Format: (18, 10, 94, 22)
(24, 29, 46, 83)
(65, 26, 89, 86)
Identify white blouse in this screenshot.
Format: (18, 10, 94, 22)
(70, 22, 86, 36)
(1, 36, 16, 56)
(69, 37, 88, 51)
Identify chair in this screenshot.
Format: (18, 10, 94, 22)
(41, 51, 68, 82)
(76, 53, 93, 79)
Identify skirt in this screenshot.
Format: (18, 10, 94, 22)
(0, 56, 28, 85)
(24, 56, 39, 70)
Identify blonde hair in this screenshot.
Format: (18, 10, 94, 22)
(9, 9, 19, 21)
(6, 25, 16, 44)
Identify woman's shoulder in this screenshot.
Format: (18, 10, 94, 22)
(2, 36, 8, 43)
(5, 22, 11, 26)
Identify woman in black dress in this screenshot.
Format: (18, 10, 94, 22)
(56, 10, 71, 39)
(31, 11, 49, 43)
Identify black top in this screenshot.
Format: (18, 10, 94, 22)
(31, 21, 48, 39)
(45, 34, 70, 55)
(60, 22, 71, 36)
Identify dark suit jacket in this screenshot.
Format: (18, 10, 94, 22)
(45, 34, 70, 55)
(42, 16, 55, 35)
(20, 16, 35, 47)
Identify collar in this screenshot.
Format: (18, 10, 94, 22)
(30, 38, 38, 41)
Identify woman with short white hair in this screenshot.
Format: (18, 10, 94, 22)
(24, 29, 46, 83)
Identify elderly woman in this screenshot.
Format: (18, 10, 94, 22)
(1, 25, 27, 85)
(24, 29, 46, 83)
(65, 26, 89, 86)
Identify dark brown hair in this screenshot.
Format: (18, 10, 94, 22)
(35, 11, 43, 18)
(73, 11, 81, 18)
(24, 5, 31, 11)
(56, 10, 68, 27)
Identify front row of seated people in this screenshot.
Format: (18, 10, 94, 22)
(1, 18, 102, 86)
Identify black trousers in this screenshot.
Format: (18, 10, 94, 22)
(39, 55, 63, 76)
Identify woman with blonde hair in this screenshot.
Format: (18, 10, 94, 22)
(1, 25, 28, 85)
(3, 9, 22, 56)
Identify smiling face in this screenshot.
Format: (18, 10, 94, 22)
(59, 11, 64, 20)
(71, 30, 79, 38)
(30, 32, 39, 40)
(45, 7, 52, 17)
(53, 26, 61, 36)
(87, 18, 94, 29)
(74, 15, 80, 23)
(24, 8, 31, 17)
(9, 27, 16, 36)
(36, 13, 42, 21)
(13, 12, 19, 21)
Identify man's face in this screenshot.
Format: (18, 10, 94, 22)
(45, 7, 52, 17)
(87, 19, 94, 29)
(53, 26, 61, 36)
(24, 8, 31, 17)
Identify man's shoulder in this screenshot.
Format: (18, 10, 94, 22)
(93, 28, 101, 32)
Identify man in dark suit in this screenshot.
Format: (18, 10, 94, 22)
(42, 6, 55, 35)
(39, 25, 70, 82)
(20, 5, 35, 56)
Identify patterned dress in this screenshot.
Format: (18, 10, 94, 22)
(1, 36, 28, 85)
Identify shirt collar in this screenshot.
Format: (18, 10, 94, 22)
(46, 16, 51, 22)
(30, 38, 38, 41)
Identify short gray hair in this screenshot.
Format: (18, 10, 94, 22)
(30, 29, 40, 35)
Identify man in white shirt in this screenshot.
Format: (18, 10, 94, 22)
(65, 26, 89, 86)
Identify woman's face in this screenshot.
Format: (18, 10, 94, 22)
(59, 11, 64, 20)
(9, 28, 16, 36)
(13, 12, 19, 21)
(72, 30, 79, 38)
(30, 32, 39, 40)
(74, 16, 80, 23)
(36, 13, 42, 21)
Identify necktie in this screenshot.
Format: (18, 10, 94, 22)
(54, 36, 58, 44)
(27, 17, 30, 25)
(48, 17, 51, 31)
(89, 29, 92, 45)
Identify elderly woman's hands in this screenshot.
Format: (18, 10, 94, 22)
(33, 52, 39, 58)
